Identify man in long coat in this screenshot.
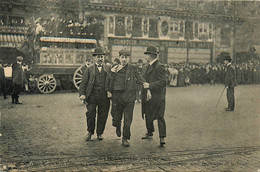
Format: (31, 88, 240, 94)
(224, 55, 237, 111)
(12, 56, 27, 104)
(141, 45, 167, 146)
(107, 49, 146, 147)
(79, 47, 111, 141)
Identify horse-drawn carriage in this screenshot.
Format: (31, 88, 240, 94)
(1, 36, 96, 94)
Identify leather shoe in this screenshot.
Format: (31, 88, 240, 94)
(97, 135, 103, 140)
(160, 137, 166, 146)
(142, 133, 153, 139)
(225, 108, 233, 111)
(15, 101, 23, 104)
(85, 132, 92, 141)
(122, 139, 130, 147)
(116, 126, 121, 137)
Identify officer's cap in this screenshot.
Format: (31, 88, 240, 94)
(224, 55, 232, 61)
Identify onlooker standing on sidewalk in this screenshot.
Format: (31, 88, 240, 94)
(136, 59, 144, 103)
(224, 55, 237, 111)
(0, 60, 8, 99)
(141, 45, 167, 146)
(108, 49, 146, 147)
(79, 47, 111, 141)
(12, 56, 27, 104)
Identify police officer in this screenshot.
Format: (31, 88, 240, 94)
(108, 49, 146, 147)
(223, 55, 237, 111)
(79, 47, 111, 141)
(141, 45, 167, 146)
(12, 56, 27, 104)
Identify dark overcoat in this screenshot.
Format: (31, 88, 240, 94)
(225, 65, 237, 88)
(107, 63, 146, 103)
(141, 60, 167, 119)
(79, 64, 110, 102)
(12, 63, 26, 85)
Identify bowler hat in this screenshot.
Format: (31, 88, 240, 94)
(16, 56, 23, 61)
(223, 55, 232, 61)
(144, 45, 158, 55)
(119, 49, 130, 56)
(93, 47, 105, 56)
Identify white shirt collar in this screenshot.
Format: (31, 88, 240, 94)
(227, 62, 232, 67)
(149, 58, 158, 66)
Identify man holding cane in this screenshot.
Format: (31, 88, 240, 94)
(223, 55, 237, 111)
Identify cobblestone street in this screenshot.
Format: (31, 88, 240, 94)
(0, 85, 260, 171)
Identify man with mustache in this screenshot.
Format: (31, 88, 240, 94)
(79, 47, 111, 141)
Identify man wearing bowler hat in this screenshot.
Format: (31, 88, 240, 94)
(223, 55, 237, 111)
(79, 47, 111, 141)
(107, 49, 146, 147)
(141, 45, 167, 146)
(12, 56, 27, 104)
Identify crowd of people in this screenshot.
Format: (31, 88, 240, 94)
(166, 59, 260, 87)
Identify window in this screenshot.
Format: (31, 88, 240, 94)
(132, 17, 142, 37)
(143, 18, 149, 37)
(221, 28, 231, 46)
(109, 16, 114, 34)
(149, 18, 158, 38)
(115, 16, 125, 36)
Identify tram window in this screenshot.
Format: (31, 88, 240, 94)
(65, 54, 73, 64)
(42, 53, 53, 64)
(54, 54, 64, 64)
(76, 54, 85, 64)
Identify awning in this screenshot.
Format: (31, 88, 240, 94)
(0, 34, 25, 43)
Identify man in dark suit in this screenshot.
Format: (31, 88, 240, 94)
(79, 47, 111, 141)
(141, 45, 167, 146)
(223, 55, 237, 111)
(107, 49, 146, 147)
(12, 56, 27, 104)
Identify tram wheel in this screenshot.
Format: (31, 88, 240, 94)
(37, 74, 57, 94)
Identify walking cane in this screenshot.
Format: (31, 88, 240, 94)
(216, 86, 226, 109)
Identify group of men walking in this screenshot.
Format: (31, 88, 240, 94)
(79, 45, 167, 147)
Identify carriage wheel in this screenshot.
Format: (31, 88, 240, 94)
(37, 74, 57, 94)
(73, 66, 84, 90)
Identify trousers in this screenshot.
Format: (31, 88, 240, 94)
(86, 91, 110, 135)
(111, 91, 135, 140)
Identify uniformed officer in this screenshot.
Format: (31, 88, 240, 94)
(79, 47, 111, 141)
(108, 49, 146, 147)
(141, 45, 167, 146)
(223, 55, 237, 111)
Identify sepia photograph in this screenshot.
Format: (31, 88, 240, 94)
(0, 0, 260, 171)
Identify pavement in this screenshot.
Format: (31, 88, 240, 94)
(0, 84, 260, 171)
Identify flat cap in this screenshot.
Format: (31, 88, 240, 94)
(119, 49, 131, 56)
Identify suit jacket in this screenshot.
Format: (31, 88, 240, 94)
(79, 63, 110, 101)
(108, 63, 146, 103)
(12, 62, 26, 85)
(142, 60, 167, 118)
(225, 64, 237, 88)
